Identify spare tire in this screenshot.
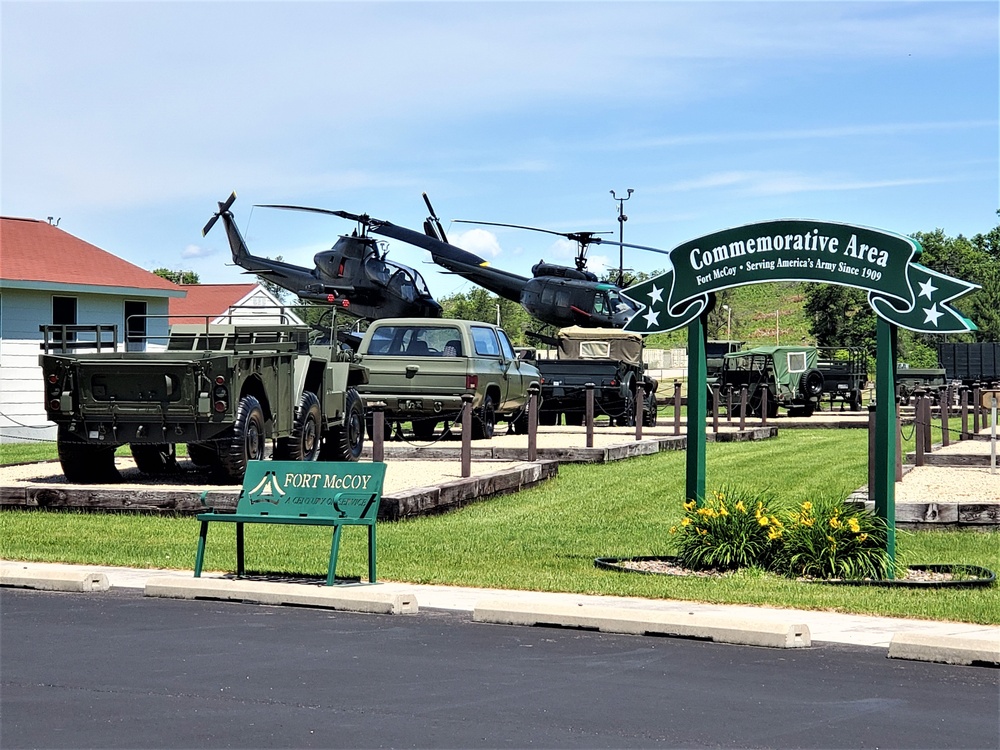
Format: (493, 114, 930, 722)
(800, 368, 824, 398)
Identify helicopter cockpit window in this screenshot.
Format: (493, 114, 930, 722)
(605, 289, 634, 314)
(364, 257, 391, 285)
(593, 293, 607, 315)
(384, 260, 432, 302)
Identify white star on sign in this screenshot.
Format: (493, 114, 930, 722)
(923, 303, 943, 327)
(648, 285, 663, 305)
(918, 278, 938, 300)
(643, 306, 660, 328)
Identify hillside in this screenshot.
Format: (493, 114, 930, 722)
(644, 281, 814, 350)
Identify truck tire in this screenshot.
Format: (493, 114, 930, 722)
(217, 395, 266, 483)
(615, 389, 636, 427)
(130, 443, 178, 475)
(643, 396, 658, 427)
(849, 389, 862, 411)
(275, 391, 322, 461)
(411, 417, 438, 441)
(538, 410, 558, 426)
(472, 394, 497, 440)
(800, 368, 824, 398)
(186, 443, 219, 467)
(58, 436, 120, 484)
(321, 387, 364, 461)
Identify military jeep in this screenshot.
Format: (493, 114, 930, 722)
(713, 345, 825, 418)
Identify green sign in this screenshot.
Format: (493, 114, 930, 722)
(623, 220, 978, 334)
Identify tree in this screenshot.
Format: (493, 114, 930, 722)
(438, 288, 553, 346)
(152, 268, 199, 285)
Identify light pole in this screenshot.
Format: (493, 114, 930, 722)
(723, 304, 731, 342)
(610, 188, 633, 287)
(775, 309, 780, 344)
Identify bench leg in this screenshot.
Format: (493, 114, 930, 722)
(236, 522, 245, 578)
(194, 521, 210, 578)
(326, 525, 343, 586)
(368, 524, 377, 584)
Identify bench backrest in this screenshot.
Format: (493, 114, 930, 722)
(236, 461, 386, 522)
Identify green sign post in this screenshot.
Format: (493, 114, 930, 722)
(623, 220, 978, 573)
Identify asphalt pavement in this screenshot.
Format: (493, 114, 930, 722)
(3, 587, 998, 750)
(2, 560, 997, 666)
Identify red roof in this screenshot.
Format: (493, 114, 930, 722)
(169, 283, 258, 324)
(0, 216, 180, 292)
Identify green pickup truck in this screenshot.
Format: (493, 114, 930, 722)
(355, 318, 541, 439)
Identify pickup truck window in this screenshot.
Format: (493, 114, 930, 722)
(498, 330, 517, 360)
(471, 326, 501, 356)
(367, 325, 461, 356)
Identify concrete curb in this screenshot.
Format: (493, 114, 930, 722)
(473, 599, 811, 649)
(888, 633, 1000, 667)
(0, 564, 110, 592)
(144, 576, 419, 615)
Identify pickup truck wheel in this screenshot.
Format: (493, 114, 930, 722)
(278, 391, 322, 462)
(58, 437, 120, 484)
(218, 395, 266, 483)
(411, 418, 438, 441)
(130, 443, 179, 475)
(472, 395, 496, 440)
(538, 410, 558, 426)
(322, 387, 365, 461)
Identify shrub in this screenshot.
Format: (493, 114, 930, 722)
(772, 496, 890, 580)
(670, 485, 783, 571)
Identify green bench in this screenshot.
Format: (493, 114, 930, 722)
(194, 460, 386, 585)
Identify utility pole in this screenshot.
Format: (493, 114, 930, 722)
(610, 189, 633, 287)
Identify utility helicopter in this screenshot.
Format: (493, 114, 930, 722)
(203, 192, 443, 321)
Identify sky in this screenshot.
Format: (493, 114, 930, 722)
(2, 1, 997, 303)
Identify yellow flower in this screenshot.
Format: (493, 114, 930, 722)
(669, 526, 677, 534)
(767, 528, 782, 541)
(758, 515, 770, 526)
(829, 517, 841, 529)
(681, 517, 691, 527)
(848, 518, 861, 533)
(735, 500, 746, 513)
(802, 517, 815, 527)
(858, 533, 868, 542)
(801, 501, 813, 511)
(683, 500, 696, 511)
(719, 505, 729, 516)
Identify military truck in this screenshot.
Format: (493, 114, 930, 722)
(527, 327, 658, 427)
(39, 322, 368, 484)
(815, 346, 868, 411)
(936, 342, 1000, 386)
(355, 318, 540, 439)
(713, 345, 825, 418)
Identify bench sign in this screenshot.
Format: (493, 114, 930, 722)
(623, 219, 978, 336)
(240, 463, 385, 519)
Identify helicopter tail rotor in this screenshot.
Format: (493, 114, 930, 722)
(202, 191, 237, 237)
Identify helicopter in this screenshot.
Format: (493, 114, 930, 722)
(202, 192, 443, 321)
(417, 194, 667, 329)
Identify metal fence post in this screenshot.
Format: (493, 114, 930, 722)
(914, 390, 925, 467)
(635, 384, 644, 441)
(371, 402, 385, 463)
(711, 383, 720, 434)
(941, 385, 950, 448)
(585, 383, 595, 448)
(673, 380, 682, 436)
(527, 386, 538, 462)
(739, 385, 747, 432)
(461, 394, 473, 478)
(868, 403, 876, 503)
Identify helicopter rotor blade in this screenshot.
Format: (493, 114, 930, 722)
(256, 204, 371, 225)
(453, 219, 612, 250)
(202, 191, 237, 237)
(591, 237, 674, 256)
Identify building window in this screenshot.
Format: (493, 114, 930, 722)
(124, 300, 147, 351)
(52, 296, 77, 342)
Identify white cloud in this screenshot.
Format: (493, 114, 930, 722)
(451, 228, 503, 259)
(181, 244, 215, 260)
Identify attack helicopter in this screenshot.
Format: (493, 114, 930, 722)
(202, 192, 443, 321)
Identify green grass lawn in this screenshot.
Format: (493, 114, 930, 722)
(1, 430, 996, 624)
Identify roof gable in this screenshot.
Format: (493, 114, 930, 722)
(0, 217, 180, 292)
(169, 283, 304, 325)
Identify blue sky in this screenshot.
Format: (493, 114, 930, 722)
(3, 1, 997, 301)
